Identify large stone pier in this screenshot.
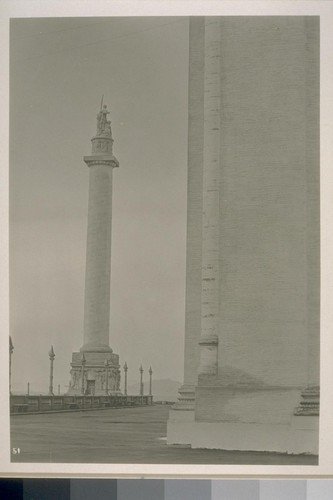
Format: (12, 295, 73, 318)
(168, 17, 320, 454)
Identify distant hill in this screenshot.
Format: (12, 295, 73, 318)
(127, 378, 181, 402)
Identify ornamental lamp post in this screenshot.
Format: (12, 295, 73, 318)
(81, 353, 86, 395)
(48, 345, 55, 396)
(149, 366, 153, 397)
(123, 362, 128, 396)
(139, 365, 144, 405)
(139, 365, 144, 396)
(104, 358, 110, 395)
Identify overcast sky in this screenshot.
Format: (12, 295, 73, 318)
(10, 17, 189, 393)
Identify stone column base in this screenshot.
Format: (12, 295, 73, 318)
(167, 383, 319, 454)
(172, 384, 196, 411)
(67, 350, 121, 396)
(175, 419, 318, 455)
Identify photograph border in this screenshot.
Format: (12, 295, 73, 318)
(1, 0, 333, 478)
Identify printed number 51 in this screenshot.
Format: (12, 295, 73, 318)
(12, 448, 20, 454)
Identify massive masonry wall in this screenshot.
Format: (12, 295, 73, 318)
(169, 17, 319, 451)
(215, 17, 320, 389)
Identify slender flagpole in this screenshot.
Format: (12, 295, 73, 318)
(124, 362, 128, 396)
(149, 366, 153, 396)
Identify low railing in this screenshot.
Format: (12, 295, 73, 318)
(10, 394, 153, 414)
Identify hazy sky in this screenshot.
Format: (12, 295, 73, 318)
(10, 17, 189, 393)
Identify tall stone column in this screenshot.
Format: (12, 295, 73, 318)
(68, 102, 121, 395)
(167, 19, 220, 442)
(198, 17, 220, 378)
(81, 106, 119, 352)
(172, 17, 205, 412)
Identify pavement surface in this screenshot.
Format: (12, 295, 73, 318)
(10, 405, 318, 465)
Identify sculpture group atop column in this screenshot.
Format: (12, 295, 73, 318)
(90, 99, 116, 156)
(97, 100, 112, 138)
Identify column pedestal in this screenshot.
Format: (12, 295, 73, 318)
(68, 351, 121, 396)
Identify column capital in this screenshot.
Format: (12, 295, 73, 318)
(83, 154, 119, 169)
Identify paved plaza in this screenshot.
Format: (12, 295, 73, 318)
(10, 405, 317, 465)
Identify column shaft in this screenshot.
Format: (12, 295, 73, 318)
(82, 164, 113, 351)
(198, 17, 221, 376)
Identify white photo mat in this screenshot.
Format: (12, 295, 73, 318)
(0, 0, 333, 478)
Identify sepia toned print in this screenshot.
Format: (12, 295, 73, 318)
(9, 16, 319, 466)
